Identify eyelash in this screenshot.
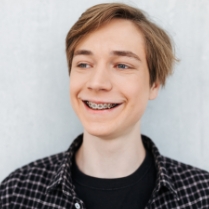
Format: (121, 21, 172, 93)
(116, 64, 129, 69)
(77, 63, 90, 68)
(76, 63, 130, 69)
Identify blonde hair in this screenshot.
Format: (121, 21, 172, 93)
(66, 3, 177, 86)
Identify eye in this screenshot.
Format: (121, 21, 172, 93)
(77, 63, 90, 68)
(117, 64, 129, 69)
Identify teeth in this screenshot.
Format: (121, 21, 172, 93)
(86, 101, 116, 110)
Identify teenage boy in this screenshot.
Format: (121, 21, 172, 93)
(1, 3, 209, 209)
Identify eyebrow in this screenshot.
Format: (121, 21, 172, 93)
(111, 50, 141, 61)
(74, 50, 93, 56)
(73, 49, 141, 61)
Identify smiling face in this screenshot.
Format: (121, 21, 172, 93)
(70, 18, 160, 139)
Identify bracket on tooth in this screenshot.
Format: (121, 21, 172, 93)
(87, 102, 115, 109)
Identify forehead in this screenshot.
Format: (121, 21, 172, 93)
(74, 19, 146, 59)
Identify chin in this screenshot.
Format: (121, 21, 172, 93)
(84, 126, 119, 139)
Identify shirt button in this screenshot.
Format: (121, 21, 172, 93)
(74, 202, 81, 209)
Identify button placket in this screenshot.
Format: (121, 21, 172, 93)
(74, 202, 81, 209)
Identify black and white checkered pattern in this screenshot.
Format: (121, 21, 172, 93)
(1, 134, 209, 208)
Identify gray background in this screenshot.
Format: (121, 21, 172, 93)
(0, 0, 209, 182)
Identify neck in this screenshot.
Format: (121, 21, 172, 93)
(75, 123, 146, 178)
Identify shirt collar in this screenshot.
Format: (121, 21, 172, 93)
(46, 135, 82, 197)
(142, 135, 179, 199)
(46, 134, 178, 199)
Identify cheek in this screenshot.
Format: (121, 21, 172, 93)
(125, 74, 149, 93)
(125, 79, 150, 109)
(69, 76, 79, 105)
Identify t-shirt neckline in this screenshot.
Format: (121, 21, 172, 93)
(72, 149, 154, 190)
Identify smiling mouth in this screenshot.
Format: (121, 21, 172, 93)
(83, 101, 120, 110)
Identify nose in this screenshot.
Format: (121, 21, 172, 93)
(86, 64, 112, 91)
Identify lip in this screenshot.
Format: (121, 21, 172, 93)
(82, 99, 122, 104)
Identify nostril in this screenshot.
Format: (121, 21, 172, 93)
(86, 74, 113, 91)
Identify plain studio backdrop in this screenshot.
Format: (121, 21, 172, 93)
(0, 0, 209, 182)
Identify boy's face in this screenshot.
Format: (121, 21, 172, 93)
(70, 19, 160, 139)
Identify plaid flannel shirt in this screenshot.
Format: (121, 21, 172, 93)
(1, 134, 209, 209)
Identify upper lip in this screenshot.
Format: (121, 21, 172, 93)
(82, 100, 122, 104)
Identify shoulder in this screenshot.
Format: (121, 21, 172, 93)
(1, 151, 64, 186)
(0, 151, 64, 206)
(143, 134, 209, 191)
(1, 151, 64, 184)
(162, 155, 209, 196)
(163, 155, 209, 180)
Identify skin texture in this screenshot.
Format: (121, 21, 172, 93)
(70, 19, 160, 178)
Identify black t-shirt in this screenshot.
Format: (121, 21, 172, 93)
(72, 149, 157, 209)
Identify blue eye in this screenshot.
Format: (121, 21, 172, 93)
(77, 63, 90, 68)
(117, 64, 128, 69)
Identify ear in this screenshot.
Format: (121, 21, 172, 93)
(149, 81, 161, 100)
